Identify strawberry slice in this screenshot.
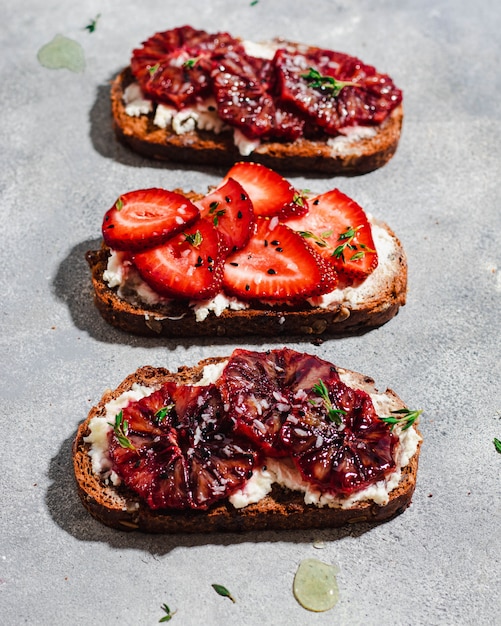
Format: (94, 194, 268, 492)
(223, 217, 337, 301)
(222, 162, 307, 218)
(102, 188, 200, 252)
(132, 218, 224, 300)
(197, 178, 254, 253)
(286, 188, 378, 285)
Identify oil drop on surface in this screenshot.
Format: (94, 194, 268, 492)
(37, 34, 85, 73)
(293, 558, 339, 612)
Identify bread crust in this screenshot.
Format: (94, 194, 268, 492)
(73, 358, 421, 533)
(111, 66, 403, 175)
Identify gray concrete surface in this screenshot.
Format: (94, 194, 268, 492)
(1, 1, 500, 624)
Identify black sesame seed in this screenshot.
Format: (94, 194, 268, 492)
(267, 268, 276, 275)
(237, 211, 243, 219)
(241, 193, 248, 201)
(313, 199, 320, 205)
(208, 256, 213, 263)
(225, 196, 231, 203)
(264, 239, 268, 247)
(271, 240, 280, 246)
(245, 284, 250, 291)
(276, 247, 283, 252)
(229, 262, 239, 266)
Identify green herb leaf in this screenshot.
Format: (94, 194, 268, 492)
(331, 225, 364, 262)
(299, 230, 328, 248)
(184, 230, 203, 247)
(212, 584, 236, 603)
(155, 404, 175, 422)
(148, 63, 160, 77)
(159, 603, 175, 622)
(494, 438, 501, 454)
(311, 379, 346, 425)
(209, 201, 226, 226)
(183, 57, 200, 69)
(115, 196, 124, 211)
(108, 410, 135, 450)
(301, 67, 357, 97)
(84, 14, 101, 33)
(380, 408, 422, 431)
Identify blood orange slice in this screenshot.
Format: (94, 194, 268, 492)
(108, 382, 260, 510)
(281, 377, 398, 496)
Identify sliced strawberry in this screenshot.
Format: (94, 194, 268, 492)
(286, 188, 378, 285)
(109, 383, 260, 510)
(102, 188, 200, 252)
(223, 217, 337, 301)
(132, 218, 224, 300)
(197, 178, 254, 253)
(280, 378, 398, 496)
(222, 162, 306, 218)
(218, 348, 341, 456)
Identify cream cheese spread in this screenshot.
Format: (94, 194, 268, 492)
(102, 220, 400, 317)
(86, 365, 421, 509)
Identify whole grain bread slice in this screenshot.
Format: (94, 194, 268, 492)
(111, 65, 403, 175)
(86, 211, 407, 339)
(73, 357, 421, 533)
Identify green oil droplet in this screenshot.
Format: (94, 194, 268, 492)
(293, 558, 339, 612)
(37, 34, 85, 73)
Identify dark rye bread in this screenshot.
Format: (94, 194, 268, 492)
(111, 65, 403, 175)
(72, 357, 422, 533)
(86, 188, 407, 339)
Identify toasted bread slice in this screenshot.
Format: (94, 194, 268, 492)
(111, 66, 403, 175)
(86, 200, 407, 339)
(73, 354, 421, 533)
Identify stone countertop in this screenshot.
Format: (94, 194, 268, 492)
(1, 1, 500, 624)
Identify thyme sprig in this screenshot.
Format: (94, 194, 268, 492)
(159, 603, 176, 622)
(301, 67, 358, 97)
(84, 14, 101, 33)
(299, 229, 333, 249)
(209, 201, 226, 226)
(311, 379, 346, 425)
(332, 225, 375, 262)
(108, 410, 135, 450)
(380, 408, 422, 431)
(212, 584, 236, 603)
(494, 438, 501, 454)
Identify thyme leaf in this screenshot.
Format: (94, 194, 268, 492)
(184, 230, 203, 247)
(159, 603, 176, 622)
(115, 196, 123, 211)
(332, 225, 366, 262)
(148, 63, 160, 77)
(301, 67, 357, 97)
(108, 411, 135, 450)
(212, 584, 236, 603)
(380, 408, 422, 431)
(183, 57, 200, 69)
(311, 379, 346, 425)
(84, 14, 101, 33)
(494, 438, 501, 454)
(155, 404, 175, 422)
(209, 201, 226, 226)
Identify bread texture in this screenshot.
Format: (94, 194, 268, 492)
(111, 64, 403, 175)
(73, 356, 421, 534)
